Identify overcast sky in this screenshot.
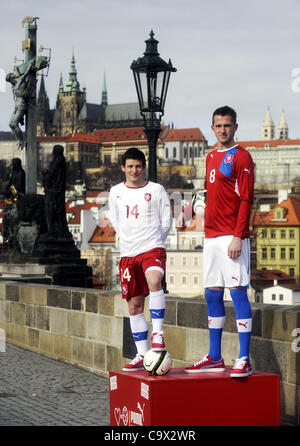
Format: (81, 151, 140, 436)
(1, 0, 300, 145)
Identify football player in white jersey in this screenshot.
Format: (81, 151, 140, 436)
(109, 148, 172, 371)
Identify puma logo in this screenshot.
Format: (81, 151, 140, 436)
(238, 321, 248, 329)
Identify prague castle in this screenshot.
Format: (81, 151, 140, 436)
(37, 51, 144, 137)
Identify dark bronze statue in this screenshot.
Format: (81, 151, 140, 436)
(8, 158, 25, 194)
(42, 145, 70, 237)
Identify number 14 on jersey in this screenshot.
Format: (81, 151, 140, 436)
(125, 204, 139, 219)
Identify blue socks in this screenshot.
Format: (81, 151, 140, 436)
(205, 289, 225, 362)
(230, 288, 252, 360)
(205, 288, 252, 361)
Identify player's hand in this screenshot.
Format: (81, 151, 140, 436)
(228, 237, 242, 259)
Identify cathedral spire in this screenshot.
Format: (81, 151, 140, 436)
(59, 73, 64, 93)
(101, 71, 108, 106)
(278, 109, 288, 139)
(262, 106, 275, 140)
(65, 50, 81, 92)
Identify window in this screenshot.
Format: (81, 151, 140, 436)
(290, 248, 295, 259)
(289, 229, 295, 239)
(271, 248, 276, 259)
(281, 230, 286, 239)
(182, 275, 187, 285)
(290, 268, 295, 277)
(182, 257, 187, 266)
(170, 257, 174, 266)
(272, 294, 276, 301)
(165, 147, 169, 158)
(262, 248, 267, 259)
(193, 257, 198, 266)
(173, 147, 176, 158)
(261, 229, 267, 238)
(271, 229, 276, 239)
(193, 275, 199, 286)
(281, 248, 286, 259)
(169, 275, 175, 285)
(104, 155, 111, 166)
(279, 294, 284, 301)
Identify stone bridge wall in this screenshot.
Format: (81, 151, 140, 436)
(0, 281, 299, 425)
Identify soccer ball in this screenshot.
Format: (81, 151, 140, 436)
(192, 190, 207, 215)
(143, 349, 172, 376)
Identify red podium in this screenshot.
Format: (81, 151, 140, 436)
(109, 367, 280, 426)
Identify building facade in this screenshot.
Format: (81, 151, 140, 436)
(256, 196, 300, 283)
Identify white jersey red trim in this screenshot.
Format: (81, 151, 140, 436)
(109, 181, 172, 257)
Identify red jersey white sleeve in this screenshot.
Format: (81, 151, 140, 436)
(108, 181, 172, 257)
(204, 144, 254, 239)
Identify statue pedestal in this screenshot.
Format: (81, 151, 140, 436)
(0, 196, 93, 288)
(0, 262, 93, 287)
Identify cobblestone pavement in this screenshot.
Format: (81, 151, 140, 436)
(0, 343, 110, 426)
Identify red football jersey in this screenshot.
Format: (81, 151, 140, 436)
(204, 144, 254, 239)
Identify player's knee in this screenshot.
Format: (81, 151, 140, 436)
(127, 298, 144, 315)
(146, 274, 162, 291)
(146, 270, 163, 291)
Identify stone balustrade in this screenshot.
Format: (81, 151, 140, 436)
(0, 281, 299, 425)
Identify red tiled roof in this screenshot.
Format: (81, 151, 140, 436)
(251, 269, 294, 281)
(92, 277, 105, 289)
(210, 139, 300, 151)
(66, 200, 100, 224)
(250, 269, 297, 290)
(249, 210, 269, 227)
(258, 196, 300, 226)
(89, 220, 116, 243)
(95, 127, 147, 142)
(163, 128, 206, 142)
(66, 133, 100, 143)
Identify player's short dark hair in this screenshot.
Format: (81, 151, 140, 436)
(212, 106, 237, 125)
(121, 147, 146, 168)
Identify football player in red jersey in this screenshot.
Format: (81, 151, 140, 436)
(109, 148, 172, 371)
(184, 106, 255, 377)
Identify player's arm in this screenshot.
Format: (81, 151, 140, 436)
(159, 187, 173, 241)
(233, 151, 254, 239)
(108, 188, 120, 234)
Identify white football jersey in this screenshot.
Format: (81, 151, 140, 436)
(108, 181, 172, 257)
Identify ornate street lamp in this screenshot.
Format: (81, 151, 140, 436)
(131, 30, 176, 181)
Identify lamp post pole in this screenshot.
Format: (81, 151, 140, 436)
(144, 126, 161, 182)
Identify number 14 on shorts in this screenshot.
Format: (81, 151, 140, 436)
(121, 267, 131, 281)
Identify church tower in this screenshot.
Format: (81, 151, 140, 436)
(55, 51, 87, 136)
(262, 107, 275, 140)
(101, 72, 108, 107)
(278, 109, 288, 139)
(37, 76, 51, 136)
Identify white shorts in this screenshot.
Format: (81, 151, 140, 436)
(203, 235, 250, 288)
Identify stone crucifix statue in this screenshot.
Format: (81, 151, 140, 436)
(6, 57, 36, 151)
